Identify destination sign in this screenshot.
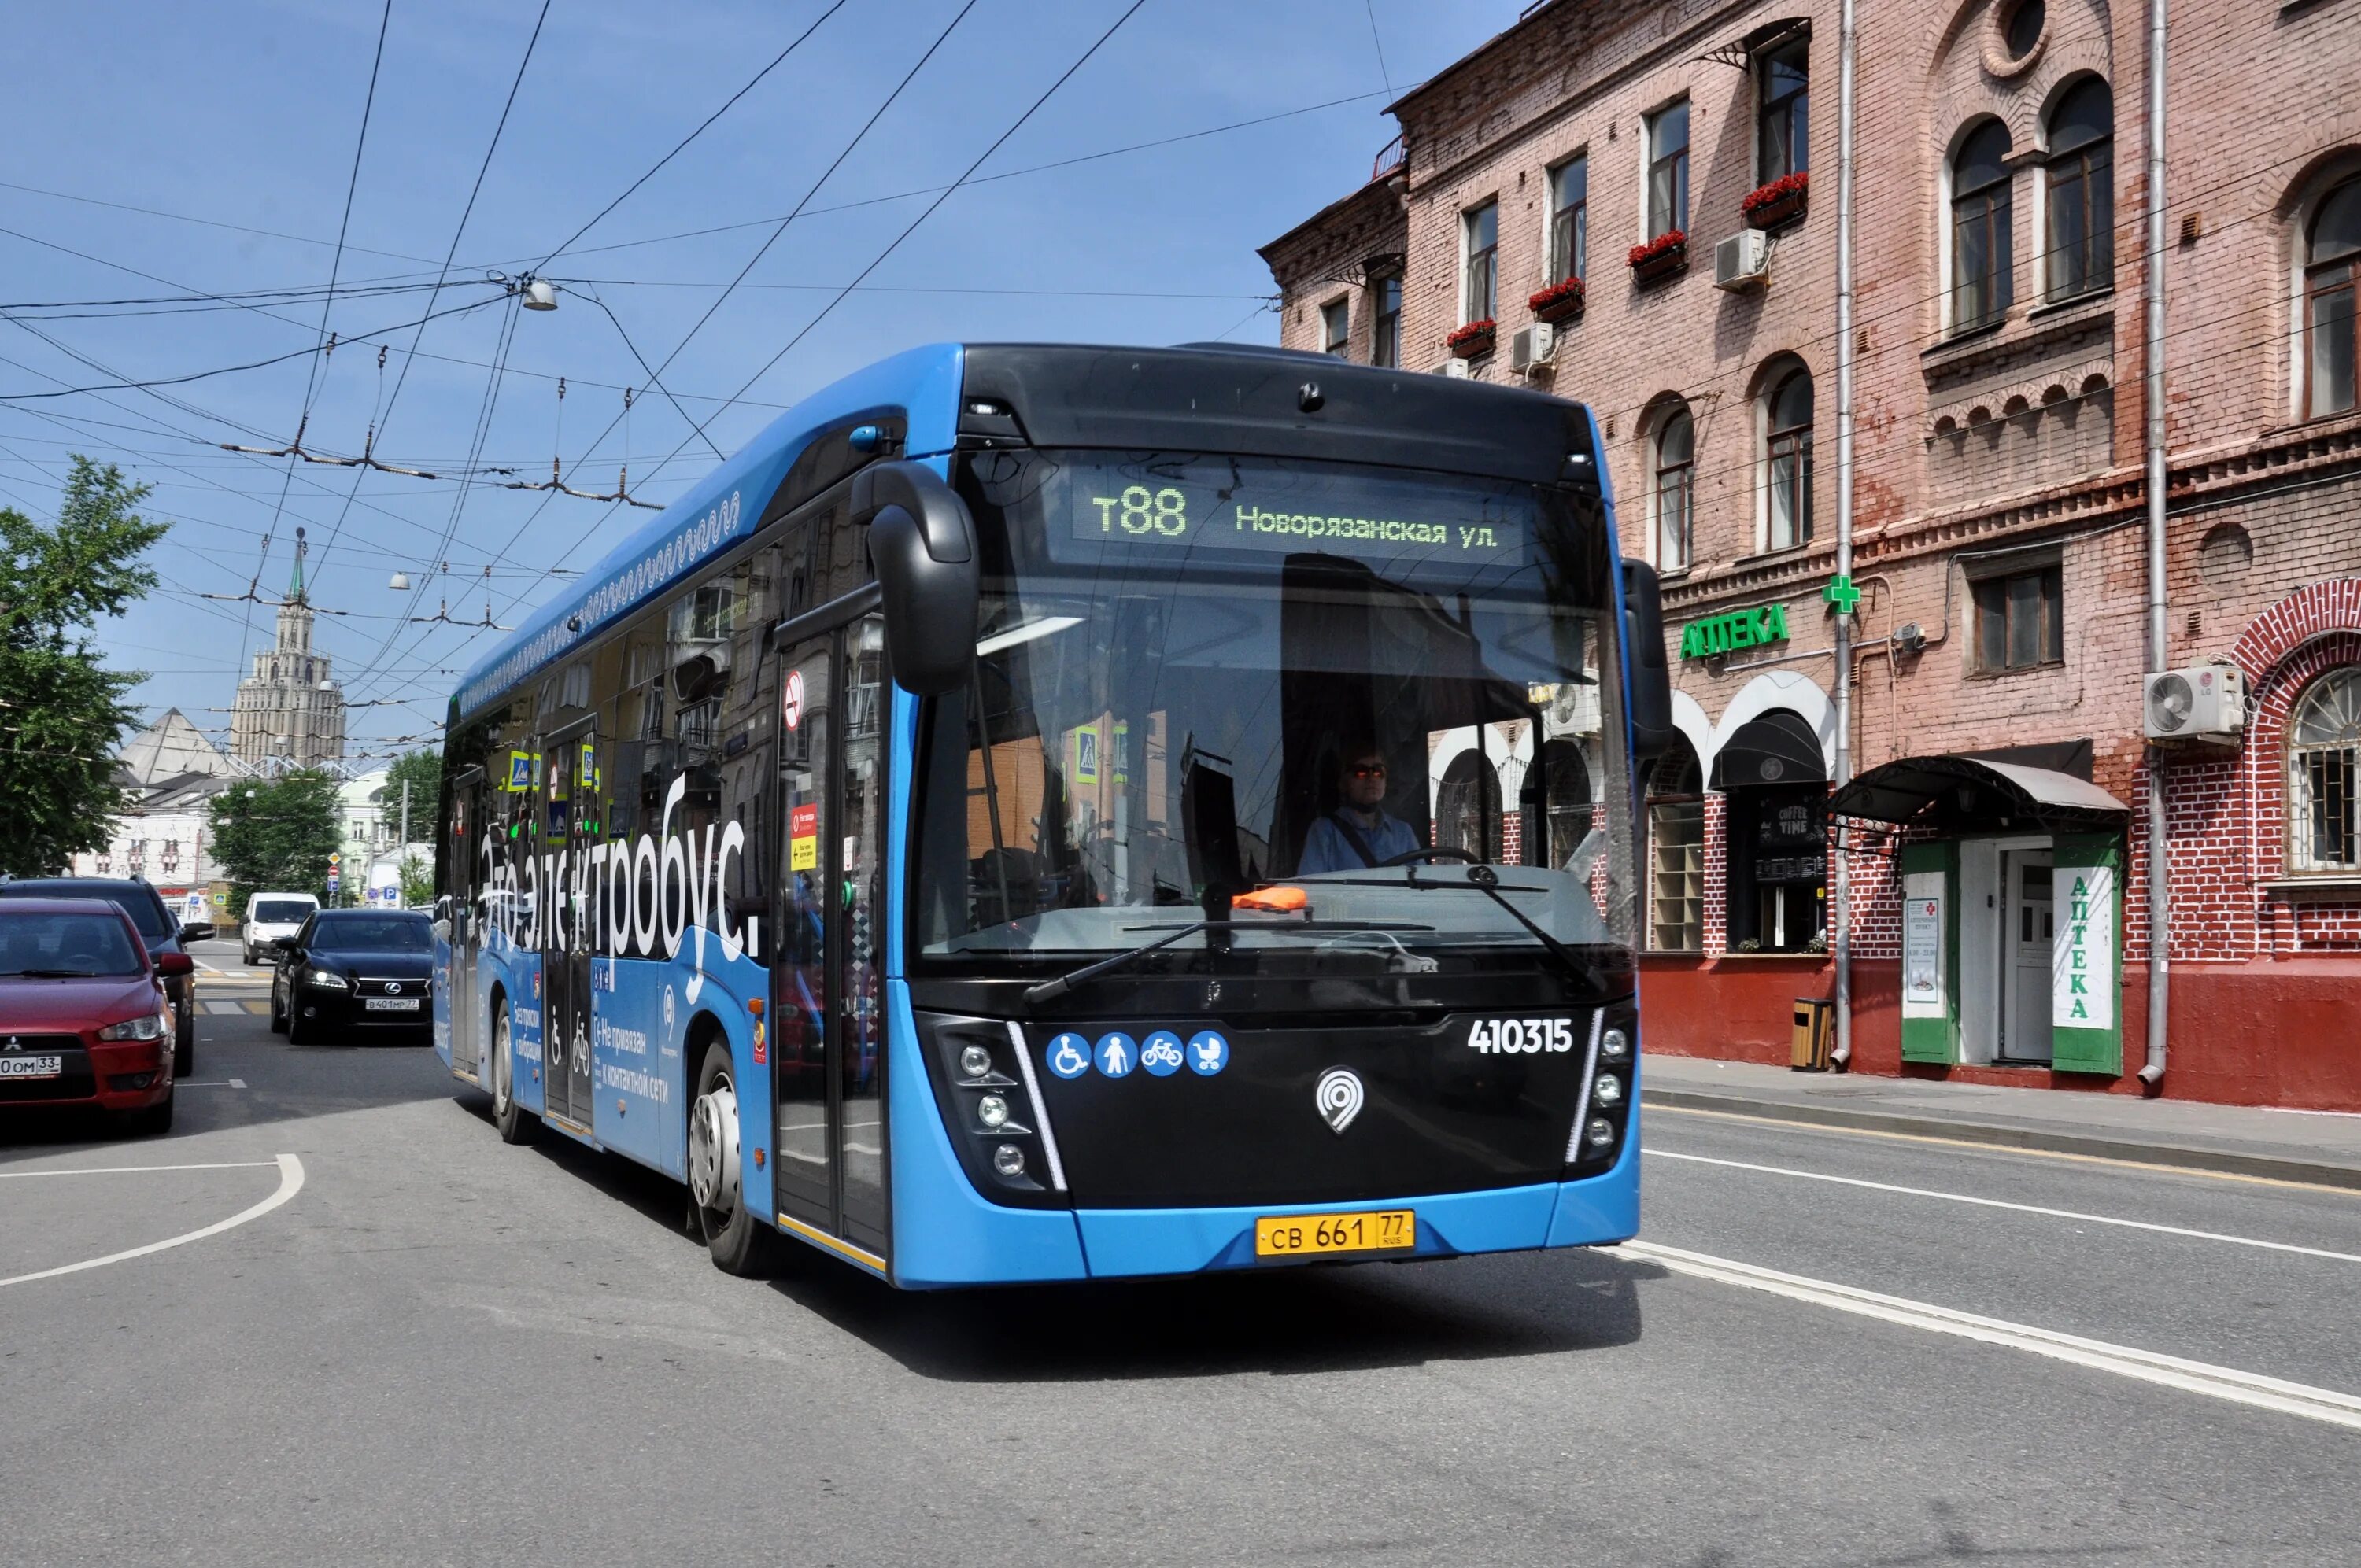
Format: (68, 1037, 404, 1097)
(1059, 459, 1530, 570)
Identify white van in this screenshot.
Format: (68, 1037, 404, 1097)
(242, 892, 321, 966)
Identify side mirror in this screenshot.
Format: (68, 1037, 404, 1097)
(1620, 559, 1678, 763)
(272, 935, 297, 952)
(852, 459, 979, 695)
(179, 921, 216, 943)
(155, 952, 194, 978)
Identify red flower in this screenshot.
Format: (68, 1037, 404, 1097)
(1528, 276, 1587, 313)
(1742, 171, 1811, 216)
(1446, 318, 1498, 349)
(1628, 230, 1688, 268)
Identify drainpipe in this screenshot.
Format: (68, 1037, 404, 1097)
(2139, 0, 2170, 1087)
(1829, 0, 1860, 1067)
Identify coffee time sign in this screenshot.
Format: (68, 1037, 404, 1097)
(2052, 861, 2115, 1031)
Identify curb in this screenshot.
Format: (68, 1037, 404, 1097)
(1642, 1087, 2361, 1194)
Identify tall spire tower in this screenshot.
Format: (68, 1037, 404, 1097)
(231, 526, 348, 768)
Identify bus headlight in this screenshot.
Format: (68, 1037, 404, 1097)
(958, 1044, 995, 1079)
(1586, 1116, 1614, 1148)
(1592, 1072, 1624, 1107)
(1600, 1026, 1631, 1061)
(977, 1094, 1011, 1131)
(992, 1144, 1025, 1178)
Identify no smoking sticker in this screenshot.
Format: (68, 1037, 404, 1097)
(783, 667, 806, 731)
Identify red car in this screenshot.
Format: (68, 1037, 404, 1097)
(0, 898, 188, 1136)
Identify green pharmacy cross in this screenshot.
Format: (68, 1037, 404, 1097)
(1823, 574, 1861, 614)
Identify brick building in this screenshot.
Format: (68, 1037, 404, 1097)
(1261, 0, 2361, 1107)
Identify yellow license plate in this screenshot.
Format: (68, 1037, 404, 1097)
(1254, 1208, 1415, 1259)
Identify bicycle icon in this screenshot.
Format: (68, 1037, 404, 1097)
(1140, 1031, 1184, 1075)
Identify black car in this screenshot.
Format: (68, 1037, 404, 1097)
(0, 877, 212, 1075)
(271, 909, 434, 1045)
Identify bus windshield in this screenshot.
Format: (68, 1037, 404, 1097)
(915, 448, 1636, 980)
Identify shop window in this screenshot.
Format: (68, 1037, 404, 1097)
(1971, 563, 2064, 671)
(2044, 79, 2113, 301)
(1435, 747, 1502, 861)
(1646, 101, 1690, 242)
(1711, 710, 1826, 954)
(1764, 368, 1814, 551)
(1653, 403, 1695, 570)
(1646, 743, 1704, 951)
(1462, 201, 1499, 324)
(2287, 667, 2361, 874)
(1550, 155, 1589, 283)
(1951, 119, 2014, 334)
(2305, 176, 2360, 419)
(1757, 38, 1809, 186)
(1321, 297, 1350, 357)
(1370, 275, 1402, 368)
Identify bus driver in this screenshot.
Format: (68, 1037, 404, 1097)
(1297, 743, 1420, 873)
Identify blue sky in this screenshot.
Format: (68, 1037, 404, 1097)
(2, 0, 1518, 763)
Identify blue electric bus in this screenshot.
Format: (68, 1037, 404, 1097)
(430, 341, 1674, 1286)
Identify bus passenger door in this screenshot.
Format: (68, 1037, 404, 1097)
(541, 722, 597, 1127)
(445, 766, 486, 1075)
(774, 635, 835, 1227)
(837, 616, 889, 1253)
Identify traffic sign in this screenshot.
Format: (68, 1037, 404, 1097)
(327, 851, 343, 867)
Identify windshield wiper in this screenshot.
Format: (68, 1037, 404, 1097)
(1406, 863, 1620, 994)
(8, 968, 106, 979)
(1020, 918, 1435, 1006)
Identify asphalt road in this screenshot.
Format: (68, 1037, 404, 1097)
(6, 963, 2359, 1565)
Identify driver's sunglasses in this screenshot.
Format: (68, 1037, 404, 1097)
(1348, 763, 1388, 778)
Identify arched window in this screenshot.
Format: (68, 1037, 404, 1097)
(1539, 738, 1594, 868)
(1435, 749, 1502, 862)
(2288, 668, 2361, 873)
(1654, 404, 1695, 569)
(1765, 368, 1814, 550)
(2306, 177, 2361, 419)
(2045, 79, 2113, 301)
(1645, 741, 1705, 952)
(1952, 120, 2014, 332)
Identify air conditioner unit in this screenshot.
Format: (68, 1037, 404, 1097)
(1509, 321, 1556, 374)
(1436, 357, 1471, 379)
(1714, 228, 1772, 291)
(2143, 664, 2245, 744)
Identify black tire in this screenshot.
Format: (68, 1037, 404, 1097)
(689, 1040, 787, 1277)
(269, 980, 289, 1035)
(490, 1006, 536, 1145)
(288, 998, 319, 1046)
(174, 1011, 194, 1078)
(116, 1090, 174, 1138)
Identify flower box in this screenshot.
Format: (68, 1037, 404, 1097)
(1742, 172, 1809, 231)
(1528, 277, 1587, 324)
(1447, 319, 1497, 359)
(1628, 231, 1688, 286)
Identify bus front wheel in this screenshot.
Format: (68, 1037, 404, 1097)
(689, 1041, 785, 1277)
(491, 1006, 535, 1145)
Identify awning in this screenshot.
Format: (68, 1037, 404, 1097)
(1829, 754, 2130, 830)
(1710, 710, 1827, 790)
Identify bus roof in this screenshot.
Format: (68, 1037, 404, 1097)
(452, 342, 965, 719)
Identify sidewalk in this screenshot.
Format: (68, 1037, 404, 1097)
(1642, 1053, 2361, 1190)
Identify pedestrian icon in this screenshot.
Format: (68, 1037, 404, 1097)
(1047, 1033, 1091, 1080)
(1096, 1032, 1136, 1077)
(1187, 1030, 1229, 1075)
(1141, 1031, 1184, 1075)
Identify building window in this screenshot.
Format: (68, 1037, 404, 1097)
(1462, 201, 1498, 324)
(2003, 0, 2045, 60)
(1550, 156, 1588, 282)
(1321, 298, 1350, 358)
(2288, 668, 2361, 874)
(1539, 738, 1594, 869)
(1435, 748, 1502, 861)
(1764, 369, 1814, 551)
(2045, 79, 2113, 301)
(1370, 275, 1402, 367)
(1654, 404, 1695, 570)
(1646, 743, 1705, 951)
(1971, 563, 2064, 670)
(1647, 101, 1690, 241)
(1952, 120, 2014, 333)
(1757, 38, 1809, 185)
(2304, 177, 2361, 419)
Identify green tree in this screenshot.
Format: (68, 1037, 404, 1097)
(0, 458, 168, 876)
(209, 769, 342, 917)
(397, 850, 434, 907)
(380, 747, 441, 845)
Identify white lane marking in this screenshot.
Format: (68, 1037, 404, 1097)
(177, 1079, 249, 1090)
(0, 1160, 279, 1180)
(0, 1153, 305, 1289)
(1649, 1149, 2361, 1265)
(1625, 1238, 2361, 1433)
